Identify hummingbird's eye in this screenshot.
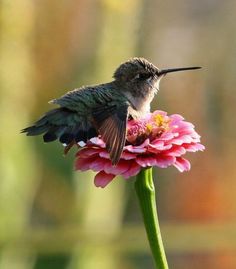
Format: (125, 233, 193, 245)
(135, 73, 151, 80)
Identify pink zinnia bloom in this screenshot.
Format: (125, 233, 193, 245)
(75, 110, 205, 188)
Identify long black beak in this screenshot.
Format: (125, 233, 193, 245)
(158, 66, 201, 76)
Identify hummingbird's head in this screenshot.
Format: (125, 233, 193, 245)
(113, 57, 161, 95)
(113, 57, 201, 97)
(113, 57, 201, 114)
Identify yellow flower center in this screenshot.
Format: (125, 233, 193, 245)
(154, 114, 164, 126)
(146, 123, 153, 133)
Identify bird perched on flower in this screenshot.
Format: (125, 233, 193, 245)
(22, 58, 201, 165)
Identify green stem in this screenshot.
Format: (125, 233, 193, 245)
(135, 167, 169, 269)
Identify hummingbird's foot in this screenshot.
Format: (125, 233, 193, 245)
(63, 140, 76, 155)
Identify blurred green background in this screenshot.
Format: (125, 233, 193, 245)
(0, 0, 236, 268)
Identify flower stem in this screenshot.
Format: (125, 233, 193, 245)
(135, 167, 169, 269)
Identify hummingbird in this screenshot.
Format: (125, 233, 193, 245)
(22, 58, 201, 165)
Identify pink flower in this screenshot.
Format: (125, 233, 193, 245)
(75, 110, 205, 188)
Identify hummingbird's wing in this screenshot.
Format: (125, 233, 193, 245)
(50, 85, 130, 164)
(92, 103, 128, 165)
(22, 84, 129, 165)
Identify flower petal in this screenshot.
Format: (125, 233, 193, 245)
(158, 132, 175, 141)
(99, 151, 110, 159)
(125, 145, 146, 153)
(88, 137, 106, 147)
(174, 157, 191, 172)
(94, 171, 115, 188)
(121, 151, 137, 160)
(136, 155, 158, 167)
(170, 135, 193, 145)
(122, 161, 141, 179)
(125, 139, 149, 153)
(155, 155, 175, 168)
(75, 155, 97, 171)
(76, 147, 101, 157)
(170, 114, 184, 121)
(164, 146, 186, 157)
(90, 158, 111, 172)
(104, 160, 130, 175)
(184, 143, 205, 152)
(149, 141, 172, 152)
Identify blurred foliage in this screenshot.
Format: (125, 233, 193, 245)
(0, 0, 236, 268)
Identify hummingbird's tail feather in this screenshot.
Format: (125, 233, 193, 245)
(21, 125, 48, 136)
(43, 126, 66, 142)
(22, 107, 97, 152)
(21, 108, 72, 136)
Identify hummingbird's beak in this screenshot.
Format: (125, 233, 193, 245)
(157, 66, 201, 76)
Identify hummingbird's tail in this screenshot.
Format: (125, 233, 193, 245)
(21, 107, 97, 151)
